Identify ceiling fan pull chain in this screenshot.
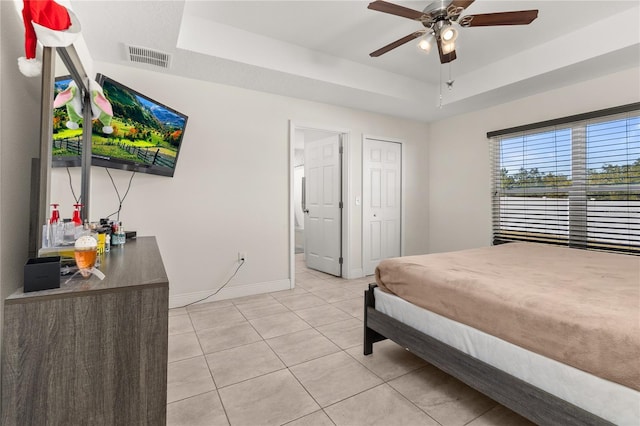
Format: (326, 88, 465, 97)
(438, 64, 443, 109)
(447, 62, 454, 91)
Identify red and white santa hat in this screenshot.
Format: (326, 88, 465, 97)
(18, 0, 81, 77)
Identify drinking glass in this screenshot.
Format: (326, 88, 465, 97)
(74, 235, 97, 278)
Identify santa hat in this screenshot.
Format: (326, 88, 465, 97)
(18, 0, 81, 77)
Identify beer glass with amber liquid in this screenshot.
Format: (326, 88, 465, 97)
(74, 235, 97, 278)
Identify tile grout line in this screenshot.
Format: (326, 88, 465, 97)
(462, 404, 500, 426)
(294, 264, 435, 422)
(185, 308, 232, 426)
(340, 349, 444, 425)
(167, 263, 382, 425)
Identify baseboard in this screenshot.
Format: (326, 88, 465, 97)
(347, 268, 364, 279)
(169, 279, 292, 309)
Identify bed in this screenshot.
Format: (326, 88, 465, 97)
(363, 242, 640, 426)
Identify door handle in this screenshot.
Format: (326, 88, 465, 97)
(301, 177, 307, 214)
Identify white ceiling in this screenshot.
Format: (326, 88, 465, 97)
(68, 0, 640, 122)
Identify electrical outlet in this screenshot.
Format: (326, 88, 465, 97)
(238, 252, 247, 261)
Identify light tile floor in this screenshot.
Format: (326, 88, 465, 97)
(167, 254, 534, 426)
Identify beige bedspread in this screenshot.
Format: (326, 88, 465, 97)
(375, 242, 640, 391)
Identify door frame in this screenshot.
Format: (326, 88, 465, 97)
(289, 121, 351, 286)
(361, 135, 406, 275)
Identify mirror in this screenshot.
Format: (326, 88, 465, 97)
(30, 45, 90, 256)
(50, 50, 82, 218)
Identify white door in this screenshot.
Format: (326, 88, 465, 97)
(363, 138, 402, 276)
(304, 134, 342, 276)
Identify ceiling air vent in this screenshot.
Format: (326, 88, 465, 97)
(126, 45, 171, 69)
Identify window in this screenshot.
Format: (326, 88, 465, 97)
(489, 105, 639, 254)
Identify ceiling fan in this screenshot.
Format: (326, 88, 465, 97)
(368, 0, 538, 64)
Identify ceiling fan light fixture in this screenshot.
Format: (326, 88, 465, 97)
(417, 35, 432, 53)
(440, 24, 458, 43)
(441, 40, 456, 55)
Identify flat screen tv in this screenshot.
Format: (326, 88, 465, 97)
(52, 74, 188, 177)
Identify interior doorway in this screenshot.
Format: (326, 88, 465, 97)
(290, 123, 349, 284)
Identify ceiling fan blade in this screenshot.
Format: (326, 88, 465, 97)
(436, 40, 457, 64)
(459, 10, 538, 27)
(367, 0, 428, 21)
(370, 31, 426, 57)
(449, 0, 475, 11)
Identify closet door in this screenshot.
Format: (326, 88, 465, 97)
(363, 138, 402, 276)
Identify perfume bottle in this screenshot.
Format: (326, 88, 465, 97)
(49, 203, 60, 224)
(111, 222, 126, 246)
(72, 203, 83, 226)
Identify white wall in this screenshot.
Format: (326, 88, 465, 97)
(51, 62, 430, 306)
(427, 67, 640, 254)
(0, 0, 43, 363)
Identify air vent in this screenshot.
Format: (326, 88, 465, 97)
(126, 45, 171, 69)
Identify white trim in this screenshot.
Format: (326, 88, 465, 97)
(350, 268, 364, 279)
(400, 140, 406, 257)
(341, 132, 351, 279)
(288, 121, 351, 281)
(288, 121, 296, 287)
(361, 135, 405, 275)
(169, 279, 291, 308)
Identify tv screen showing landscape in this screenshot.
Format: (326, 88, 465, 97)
(51, 74, 188, 177)
(93, 73, 188, 177)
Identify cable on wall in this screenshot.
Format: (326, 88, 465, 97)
(177, 259, 246, 308)
(105, 168, 136, 221)
(67, 167, 80, 204)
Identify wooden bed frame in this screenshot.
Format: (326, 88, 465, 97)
(363, 284, 613, 426)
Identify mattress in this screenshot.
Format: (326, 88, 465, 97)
(375, 242, 640, 392)
(374, 287, 640, 426)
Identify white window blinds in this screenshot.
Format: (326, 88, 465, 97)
(489, 106, 639, 254)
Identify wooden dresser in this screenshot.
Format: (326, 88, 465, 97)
(1, 236, 169, 425)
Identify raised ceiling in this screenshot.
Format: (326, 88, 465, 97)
(70, 0, 640, 122)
